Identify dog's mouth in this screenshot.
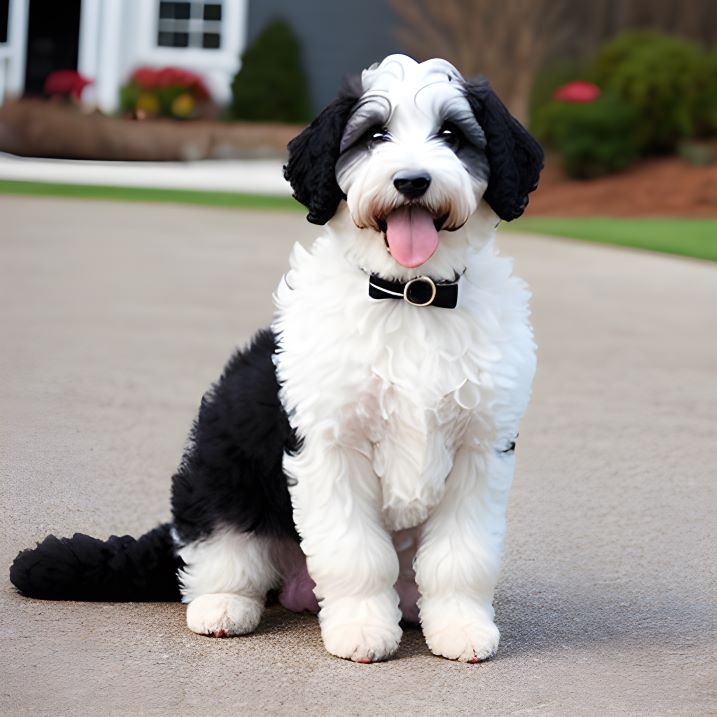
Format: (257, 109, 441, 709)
(376, 207, 449, 268)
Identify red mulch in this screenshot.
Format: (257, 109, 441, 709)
(528, 153, 717, 217)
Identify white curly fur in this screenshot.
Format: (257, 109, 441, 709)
(180, 54, 536, 663)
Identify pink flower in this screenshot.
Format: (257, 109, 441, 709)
(553, 81, 601, 103)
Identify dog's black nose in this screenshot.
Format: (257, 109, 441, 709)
(393, 172, 431, 198)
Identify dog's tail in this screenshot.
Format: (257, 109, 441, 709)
(9, 523, 182, 601)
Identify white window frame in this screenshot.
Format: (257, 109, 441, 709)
(156, 0, 223, 50)
(132, 0, 241, 71)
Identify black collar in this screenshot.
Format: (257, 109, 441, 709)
(368, 273, 459, 308)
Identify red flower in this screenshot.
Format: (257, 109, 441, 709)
(553, 81, 601, 103)
(129, 66, 210, 99)
(131, 67, 158, 88)
(44, 70, 93, 99)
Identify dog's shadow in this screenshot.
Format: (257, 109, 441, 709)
(254, 574, 711, 662)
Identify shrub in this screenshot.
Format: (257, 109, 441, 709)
(230, 18, 311, 123)
(529, 58, 591, 130)
(697, 48, 717, 134)
(119, 67, 212, 120)
(591, 31, 708, 152)
(534, 93, 639, 179)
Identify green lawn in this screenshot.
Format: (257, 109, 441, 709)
(1, 180, 715, 261)
(513, 217, 717, 262)
(0, 179, 301, 212)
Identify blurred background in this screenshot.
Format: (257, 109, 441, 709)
(0, 0, 715, 252)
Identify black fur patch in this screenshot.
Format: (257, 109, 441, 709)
(10, 329, 298, 602)
(463, 79, 544, 221)
(283, 85, 361, 225)
(10, 524, 182, 601)
(171, 328, 299, 544)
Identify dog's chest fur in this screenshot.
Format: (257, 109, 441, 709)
(273, 233, 534, 531)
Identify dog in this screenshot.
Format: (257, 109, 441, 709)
(10, 54, 543, 663)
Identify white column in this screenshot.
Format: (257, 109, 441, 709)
(6, 0, 28, 96)
(95, 0, 122, 112)
(0, 56, 6, 104)
(77, 0, 101, 105)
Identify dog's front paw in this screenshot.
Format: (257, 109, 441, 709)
(319, 594, 402, 662)
(420, 596, 500, 662)
(186, 593, 263, 637)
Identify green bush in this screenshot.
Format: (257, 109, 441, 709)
(534, 93, 639, 179)
(591, 31, 708, 152)
(528, 58, 591, 131)
(230, 18, 311, 123)
(698, 48, 717, 134)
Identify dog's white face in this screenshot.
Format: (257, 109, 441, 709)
(284, 53, 543, 282)
(334, 55, 491, 278)
(336, 55, 490, 269)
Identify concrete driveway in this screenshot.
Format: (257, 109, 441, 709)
(1, 196, 714, 716)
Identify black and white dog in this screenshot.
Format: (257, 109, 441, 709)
(11, 55, 543, 663)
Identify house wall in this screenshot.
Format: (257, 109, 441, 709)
(82, 0, 248, 112)
(2, 0, 403, 112)
(0, 0, 247, 110)
(247, 0, 401, 113)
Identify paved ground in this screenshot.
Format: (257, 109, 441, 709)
(1, 196, 715, 716)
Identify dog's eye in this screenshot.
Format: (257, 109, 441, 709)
(438, 122, 463, 150)
(365, 126, 390, 147)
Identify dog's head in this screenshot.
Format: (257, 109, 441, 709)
(284, 54, 543, 279)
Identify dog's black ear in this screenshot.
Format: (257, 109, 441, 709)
(464, 79, 544, 221)
(284, 90, 360, 225)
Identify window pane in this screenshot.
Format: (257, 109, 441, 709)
(202, 32, 221, 49)
(157, 30, 189, 47)
(203, 4, 222, 21)
(158, 1, 175, 19)
(175, 2, 190, 20)
(160, 2, 191, 20)
(173, 31, 189, 46)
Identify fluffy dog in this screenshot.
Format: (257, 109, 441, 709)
(10, 54, 543, 663)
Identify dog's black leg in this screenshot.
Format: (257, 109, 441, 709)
(170, 329, 302, 636)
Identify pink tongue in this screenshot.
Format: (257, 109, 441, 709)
(385, 206, 439, 268)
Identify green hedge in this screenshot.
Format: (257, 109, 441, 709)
(533, 93, 639, 179)
(699, 48, 717, 134)
(532, 30, 717, 178)
(592, 31, 709, 153)
(230, 18, 311, 123)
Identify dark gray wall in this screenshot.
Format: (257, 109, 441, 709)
(247, 0, 401, 113)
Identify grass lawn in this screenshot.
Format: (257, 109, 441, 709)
(514, 217, 717, 262)
(0, 179, 301, 212)
(1, 180, 715, 261)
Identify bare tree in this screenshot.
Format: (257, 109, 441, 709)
(392, 0, 717, 124)
(391, 0, 571, 124)
(565, 0, 717, 57)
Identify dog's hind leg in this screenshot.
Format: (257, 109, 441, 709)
(168, 329, 297, 637)
(415, 446, 514, 662)
(177, 528, 278, 637)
